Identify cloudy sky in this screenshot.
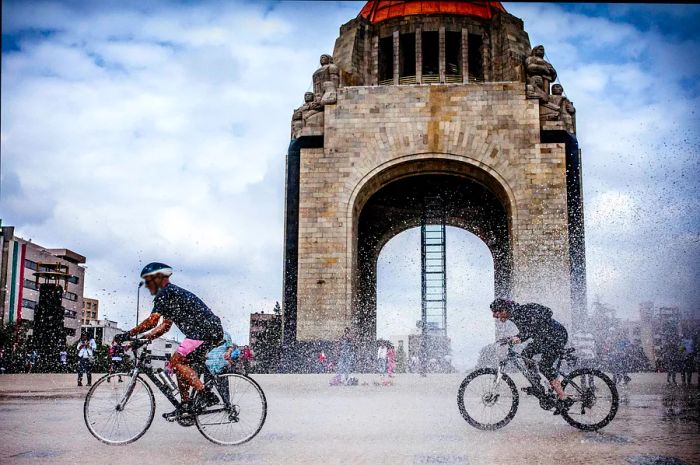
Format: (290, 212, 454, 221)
(2, 1, 699, 368)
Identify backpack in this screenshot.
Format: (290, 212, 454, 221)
(205, 332, 239, 374)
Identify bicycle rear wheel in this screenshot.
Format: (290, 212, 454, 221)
(561, 368, 619, 431)
(84, 373, 155, 445)
(195, 373, 267, 445)
(457, 368, 519, 431)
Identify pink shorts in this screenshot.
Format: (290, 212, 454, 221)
(176, 338, 204, 357)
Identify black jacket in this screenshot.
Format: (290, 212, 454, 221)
(509, 303, 560, 341)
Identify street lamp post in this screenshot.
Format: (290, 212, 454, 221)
(136, 281, 143, 326)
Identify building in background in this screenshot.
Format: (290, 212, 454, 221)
(81, 318, 125, 346)
(249, 310, 282, 373)
(0, 224, 86, 344)
(249, 312, 281, 346)
(82, 297, 99, 324)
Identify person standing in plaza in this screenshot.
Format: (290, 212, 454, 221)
(107, 340, 125, 383)
(662, 335, 681, 385)
(336, 327, 353, 385)
(59, 349, 68, 373)
(241, 345, 253, 374)
(680, 334, 695, 386)
(377, 341, 388, 375)
(77, 333, 96, 386)
(386, 343, 396, 378)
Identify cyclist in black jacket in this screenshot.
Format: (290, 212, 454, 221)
(491, 298, 574, 412)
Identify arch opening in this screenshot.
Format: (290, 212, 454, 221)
(376, 226, 496, 371)
(350, 159, 513, 367)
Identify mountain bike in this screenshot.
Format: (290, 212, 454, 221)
(83, 338, 267, 445)
(457, 339, 618, 431)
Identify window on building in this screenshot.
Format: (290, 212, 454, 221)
(378, 36, 394, 83)
(422, 31, 439, 78)
(68, 276, 79, 284)
(165, 344, 172, 349)
(22, 299, 37, 310)
(468, 33, 484, 81)
(445, 31, 462, 79)
(64, 291, 78, 302)
(64, 327, 76, 337)
(399, 32, 416, 80)
(24, 279, 38, 291)
(25, 259, 38, 271)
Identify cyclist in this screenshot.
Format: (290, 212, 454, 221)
(490, 298, 574, 413)
(114, 262, 223, 419)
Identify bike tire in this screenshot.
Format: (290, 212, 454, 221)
(457, 367, 519, 431)
(561, 368, 619, 431)
(195, 373, 267, 445)
(84, 373, 155, 445)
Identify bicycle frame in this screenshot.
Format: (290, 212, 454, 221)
(117, 340, 235, 418)
(495, 344, 586, 402)
(117, 341, 180, 411)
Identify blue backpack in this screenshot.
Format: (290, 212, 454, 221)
(205, 332, 240, 374)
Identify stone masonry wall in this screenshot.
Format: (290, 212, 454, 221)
(296, 82, 571, 341)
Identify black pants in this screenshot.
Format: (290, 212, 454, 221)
(522, 324, 568, 381)
(78, 358, 92, 384)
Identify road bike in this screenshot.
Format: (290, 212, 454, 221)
(457, 339, 618, 431)
(83, 338, 267, 445)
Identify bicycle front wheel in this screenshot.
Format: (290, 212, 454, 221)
(84, 373, 155, 445)
(561, 368, 619, 431)
(196, 373, 267, 445)
(457, 368, 519, 431)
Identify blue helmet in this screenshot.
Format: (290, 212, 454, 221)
(140, 262, 173, 278)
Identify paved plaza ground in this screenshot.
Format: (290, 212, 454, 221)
(0, 372, 698, 465)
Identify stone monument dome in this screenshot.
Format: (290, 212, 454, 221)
(359, 1, 506, 24)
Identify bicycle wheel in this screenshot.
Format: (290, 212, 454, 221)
(195, 373, 267, 445)
(561, 368, 619, 431)
(457, 368, 519, 431)
(84, 373, 155, 445)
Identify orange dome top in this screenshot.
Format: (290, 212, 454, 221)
(359, 1, 506, 24)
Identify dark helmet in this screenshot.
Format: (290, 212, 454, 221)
(140, 262, 173, 279)
(490, 298, 516, 313)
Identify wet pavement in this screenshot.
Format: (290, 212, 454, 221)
(0, 373, 698, 464)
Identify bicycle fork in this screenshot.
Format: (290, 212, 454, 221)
(116, 369, 141, 411)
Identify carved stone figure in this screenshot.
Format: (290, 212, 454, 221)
(313, 54, 339, 105)
(290, 55, 340, 138)
(526, 45, 557, 101)
(540, 84, 576, 133)
(291, 92, 324, 139)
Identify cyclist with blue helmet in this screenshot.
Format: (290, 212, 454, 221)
(114, 262, 223, 419)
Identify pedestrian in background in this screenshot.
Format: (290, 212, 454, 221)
(59, 349, 68, 373)
(107, 340, 125, 383)
(241, 345, 253, 374)
(680, 335, 695, 386)
(386, 343, 396, 378)
(377, 341, 388, 375)
(25, 349, 38, 373)
(77, 333, 96, 386)
(662, 336, 681, 385)
(333, 327, 353, 385)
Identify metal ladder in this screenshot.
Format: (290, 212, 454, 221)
(421, 197, 447, 337)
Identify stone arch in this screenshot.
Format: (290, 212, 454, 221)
(347, 155, 516, 347)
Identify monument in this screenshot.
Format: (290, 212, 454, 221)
(283, 1, 586, 369)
